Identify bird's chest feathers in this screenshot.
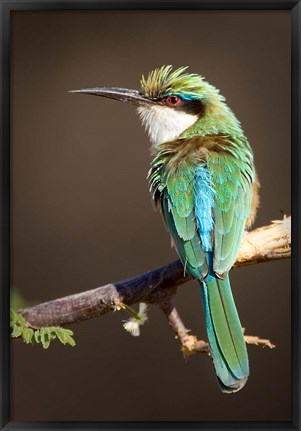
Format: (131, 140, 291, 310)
(137, 105, 198, 146)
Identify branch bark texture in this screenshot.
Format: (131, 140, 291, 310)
(19, 216, 291, 329)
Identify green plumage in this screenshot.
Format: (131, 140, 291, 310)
(146, 67, 256, 393)
(201, 274, 249, 392)
(150, 134, 254, 392)
(161, 192, 208, 279)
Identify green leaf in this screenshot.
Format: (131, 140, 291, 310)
(40, 328, 51, 349)
(22, 327, 34, 344)
(10, 308, 76, 348)
(10, 308, 26, 328)
(34, 329, 41, 344)
(55, 327, 67, 344)
(11, 326, 22, 338)
(63, 332, 76, 347)
(54, 327, 75, 346)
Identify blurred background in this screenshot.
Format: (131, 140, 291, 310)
(10, 10, 291, 422)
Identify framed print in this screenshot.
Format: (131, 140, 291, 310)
(1, 1, 299, 430)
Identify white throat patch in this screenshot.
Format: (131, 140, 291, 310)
(137, 105, 198, 146)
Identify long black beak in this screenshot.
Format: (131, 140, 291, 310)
(69, 87, 154, 106)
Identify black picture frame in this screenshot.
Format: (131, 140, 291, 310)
(1, 0, 300, 430)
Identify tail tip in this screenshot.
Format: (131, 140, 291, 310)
(218, 376, 248, 394)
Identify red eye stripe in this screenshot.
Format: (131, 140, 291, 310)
(164, 95, 183, 107)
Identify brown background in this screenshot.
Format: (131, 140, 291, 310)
(10, 10, 291, 422)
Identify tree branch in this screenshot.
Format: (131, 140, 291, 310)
(160, 296, 210, 355)
(19, 216, 291, 333)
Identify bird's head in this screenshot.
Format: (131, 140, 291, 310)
(71, 65, 237, 147)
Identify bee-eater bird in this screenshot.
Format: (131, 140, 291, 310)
(71, 65, 259, 393)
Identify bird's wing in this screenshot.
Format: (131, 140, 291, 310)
(149, 136, 254, 279)
(149, 152, 208, 279)
(207, 151, 253, 276)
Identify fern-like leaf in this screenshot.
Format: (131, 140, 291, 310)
(10, 309, 76, 349)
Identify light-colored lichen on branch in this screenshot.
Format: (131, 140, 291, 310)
(235, 215, 291, 266)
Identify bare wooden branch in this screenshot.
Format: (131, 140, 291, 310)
(160, 297, 209, 355)
(244, 334, 276, 349)
(19, 216, 291, 330)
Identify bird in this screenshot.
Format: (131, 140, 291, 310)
(71, 65, 259, 393)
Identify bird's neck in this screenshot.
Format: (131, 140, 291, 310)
(138, 97, 245, 150)
(182, 98, 244, 142)
(137, 105, 198, 147)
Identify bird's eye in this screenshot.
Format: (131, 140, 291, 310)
(164, 95, 182, 107)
